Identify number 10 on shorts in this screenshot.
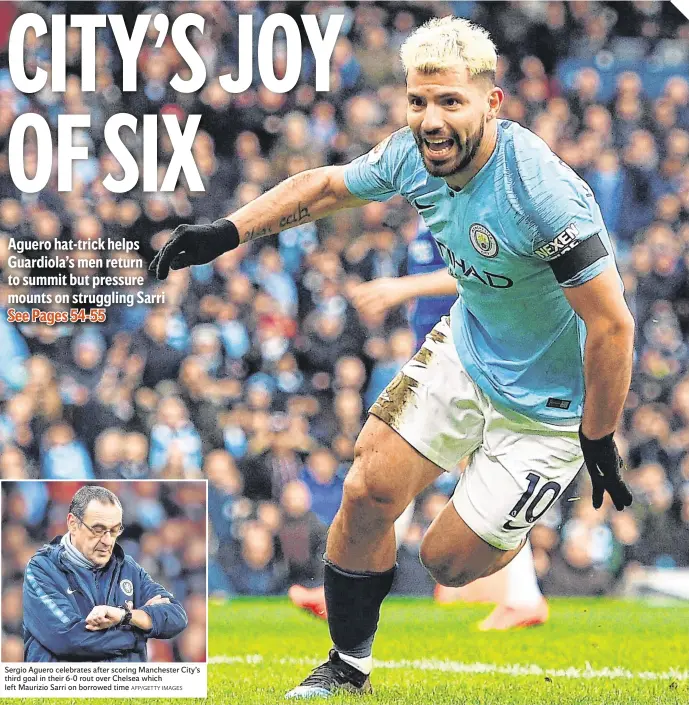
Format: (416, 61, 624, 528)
(503, 473, 562, 530)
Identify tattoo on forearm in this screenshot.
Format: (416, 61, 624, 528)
(242, 203, 312, 243)
(243, 224, 275, 242)
(279, 203, 311, 227)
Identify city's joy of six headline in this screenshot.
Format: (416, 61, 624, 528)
(8, 12, 345, 193)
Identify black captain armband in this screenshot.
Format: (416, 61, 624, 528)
(548, 233, 608, 284)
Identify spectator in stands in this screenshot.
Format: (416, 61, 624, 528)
(243, 429, 303, 502)
(299, 447, 345, 526)
(93, 429, 124, 479)
(40, 422, 94, 480)
(231, 522, 287, 596)
(132, 310, 186, 388)
(540, 526, 614, 596)
(149, 397, 202, 474)
(206, 449, 243, 542)
(120, 432, 150, 480)
(278, 480, 327, 586)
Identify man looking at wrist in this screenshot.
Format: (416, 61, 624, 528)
(23, 485, 188, 662)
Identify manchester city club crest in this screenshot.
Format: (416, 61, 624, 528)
(120, 579, 134, 596)
(469, 223, 499, 258)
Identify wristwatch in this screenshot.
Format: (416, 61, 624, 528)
(118, 603, 133, 627)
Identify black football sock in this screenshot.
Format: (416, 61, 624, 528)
(324, 559, 396, 660)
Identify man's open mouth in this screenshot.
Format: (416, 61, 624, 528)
(423, 137, 455, 157)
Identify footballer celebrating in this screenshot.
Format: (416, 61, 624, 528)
(150, 17, 634, 698)
(289, 229, 550, 631)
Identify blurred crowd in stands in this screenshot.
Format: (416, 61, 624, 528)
(0, 1, 688, 598)
(1, 480, 207, 661)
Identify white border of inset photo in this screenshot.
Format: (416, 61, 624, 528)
(1, 479, 208, 699)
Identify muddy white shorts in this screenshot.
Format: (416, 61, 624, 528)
(369, 317, 584, 551)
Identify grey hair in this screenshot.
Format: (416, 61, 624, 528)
(69, 486, 122, 519)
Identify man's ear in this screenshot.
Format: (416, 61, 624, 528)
(66, 513, 78, 534)
(487, 86, 504, 120)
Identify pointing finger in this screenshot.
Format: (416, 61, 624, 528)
(155, 233, 186, 281)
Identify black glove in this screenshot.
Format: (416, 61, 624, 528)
(579, 428, 633, 511)
(149, 218, 240, 280)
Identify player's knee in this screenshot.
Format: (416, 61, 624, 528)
(342, 464, 398, 513)
(342, 450, 401, 519)
(419, 541, 477, 588)
(420, 555, 476, 588)
(341, 464, 369, 507)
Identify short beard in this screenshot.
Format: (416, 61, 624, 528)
(414, 120, 485, 178)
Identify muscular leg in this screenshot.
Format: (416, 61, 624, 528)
(327, 414, 444, 572)
(420, 500, 524, 588)
(324, 414, 443, 669)
(421, 413, 582, 590)
(287, 320, 488, 696)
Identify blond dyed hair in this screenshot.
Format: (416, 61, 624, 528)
(400, 17, 497, 80)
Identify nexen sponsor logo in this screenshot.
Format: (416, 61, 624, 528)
(436, 241, 513, 289)
(534, 223, 580, 259)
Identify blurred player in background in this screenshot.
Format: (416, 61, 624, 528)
(150, 16, 634, 699)
(289, 225, 548, 632)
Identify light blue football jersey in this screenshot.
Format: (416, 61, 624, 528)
(343, 119, 618, 423)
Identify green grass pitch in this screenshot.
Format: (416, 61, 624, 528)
(14, 597, 689, 704)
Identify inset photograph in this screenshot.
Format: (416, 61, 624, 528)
(1, 480, 207, 663)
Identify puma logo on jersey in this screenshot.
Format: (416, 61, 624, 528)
(534, 223, 580, 259)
